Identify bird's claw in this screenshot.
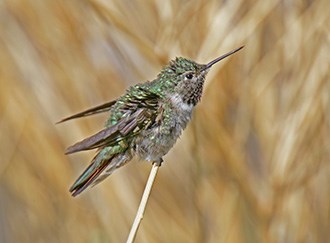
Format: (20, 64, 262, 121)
(152, 158, 163, 166)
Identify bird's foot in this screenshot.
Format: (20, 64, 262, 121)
(152, 158, 163, 167)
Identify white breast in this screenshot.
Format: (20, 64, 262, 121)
(170, 94, 194, 113)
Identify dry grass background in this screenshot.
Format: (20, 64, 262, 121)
(0, 0, 329, 242)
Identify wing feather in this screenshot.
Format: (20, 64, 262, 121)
(57, 100, 116, 123)
(65, 87, 161, 154)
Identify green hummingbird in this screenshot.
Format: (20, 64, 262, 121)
(59, 46, 243, 196)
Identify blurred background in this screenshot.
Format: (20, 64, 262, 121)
(1, 0, 329, 242)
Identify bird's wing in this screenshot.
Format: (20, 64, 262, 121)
(57, 100, 117, 123)
(65, 87, 162, 154)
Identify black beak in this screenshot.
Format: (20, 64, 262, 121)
(203, 46, 244, 71)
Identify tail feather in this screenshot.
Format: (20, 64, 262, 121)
(70, 154, 114, 197)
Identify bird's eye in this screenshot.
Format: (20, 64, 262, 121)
(185, 73, 193, 79)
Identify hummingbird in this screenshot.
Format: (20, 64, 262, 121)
(59, 46, 243, 196)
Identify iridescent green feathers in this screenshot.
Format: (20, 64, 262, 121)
(67, 86, 163, 196)
(66, 86, 161, 154)
(61, 46, 244, 196)
(138, 57, 206, 94)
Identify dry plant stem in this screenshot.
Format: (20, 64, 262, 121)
(126, 162, 160, 243)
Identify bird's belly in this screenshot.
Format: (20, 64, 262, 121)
(136, 132, 178, 162)
(135, 110, 192, 162)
